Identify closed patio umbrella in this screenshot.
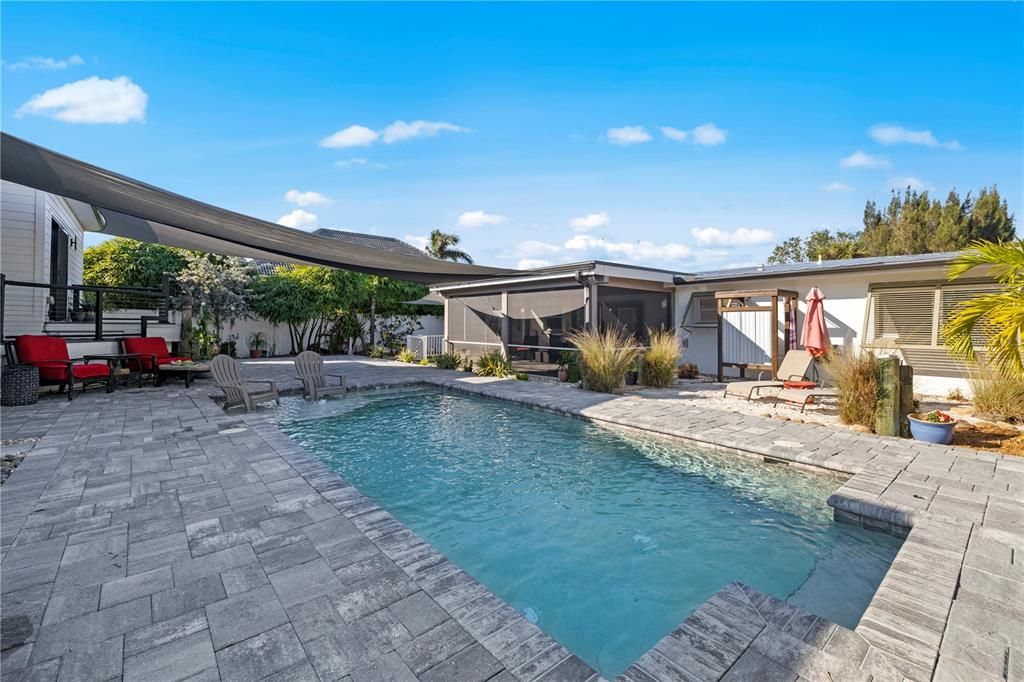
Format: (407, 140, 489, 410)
(800, 287, 829, 357)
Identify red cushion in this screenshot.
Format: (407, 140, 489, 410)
(15, 335, 70, 365)
(34, 360, 110, 382)
(123, 337, 171, 357)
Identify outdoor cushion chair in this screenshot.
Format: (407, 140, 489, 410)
(210, 354, 280, 411)
(294, 350, 346, 401)
(122, 336, 191, 382)
(13, 335, 112, 401)
(723, 350, 815, 401)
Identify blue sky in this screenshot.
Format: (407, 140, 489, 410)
(3, 2, 1022, 272)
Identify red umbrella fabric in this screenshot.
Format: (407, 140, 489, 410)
(801, 287, 829, 357)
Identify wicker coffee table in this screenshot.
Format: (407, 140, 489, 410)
(158, 362, 210, 388)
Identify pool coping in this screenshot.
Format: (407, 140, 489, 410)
(256, 372, 994, 681)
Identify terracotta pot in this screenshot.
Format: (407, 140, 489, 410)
(250, 349, 263, 359)
(557, 367, 569, 382)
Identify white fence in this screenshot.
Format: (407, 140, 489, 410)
(406, 334, 446, 360)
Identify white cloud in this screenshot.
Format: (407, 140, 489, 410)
(403, 234, 429, 250)
(606, 126, 652, 145)
(513, 240, 562, 257)
(517, 259, 552, 270)
(869, 124, 960, 150)
(691, 123, 727, 146)
(660, 126, 688, 142)
(334, 158, 368, 168)
(823, 181, 853, 192)
(457, 210, 506, 228)
(568, 212, 610, 231)
(6, 55, 84, 72)
(17, 76, 147, 124)
(888, 176, 932, 192)
(691, 227, 774, 247)
(839, 150, 890, 168)
(284, 189, 331, 207)
(381, 120, 468, 143)
(564, 234, 692, 262)
(319, 125, 379, 148)
(277, 209, 319, 230)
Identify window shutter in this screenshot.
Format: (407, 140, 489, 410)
(939, 283, 1001, 348)
(869, 287, 936, 345)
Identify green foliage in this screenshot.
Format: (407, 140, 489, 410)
(515, 372, 529, 381)
(943, 240, 1024, 376)
(473, 350, 512, 377)
(419, 358, 430, 366)
(377, 316, 422, 354)
(247, 331, 266, 351)
(368, 346, 386, 359)
(427, 230, 473, 263)
(640, 329, 681, 387)
(84, 238, 188, 290)
(823, 350, 881, 429)
(175, 252, 253, 335)
(968, 365, 1024, 421)
(432, 352, 462, 370)
(567, 327, 642, 394)
(767, 186, 1015, 264)
(396, 348, 418, 363)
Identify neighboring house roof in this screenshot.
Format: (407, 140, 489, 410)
(676, 251, 962, 285)
(253, 228, 432, 275)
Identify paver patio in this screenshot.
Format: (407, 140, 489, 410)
(1, 357, 1021, 681)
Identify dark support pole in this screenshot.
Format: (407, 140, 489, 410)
(141, 317, 149, 337)
(159, 273, 170, 323)
(0, 273, 6, 344)
(94, 290, 104, 340)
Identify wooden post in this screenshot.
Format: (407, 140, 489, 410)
(899, 364, 915, 438)
(716, 296, 724, 382)
(875, 357, 902, 437)
(770, 293, 779, 380)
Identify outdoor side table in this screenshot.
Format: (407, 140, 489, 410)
(1, 365, 39, 406)
(158, 362, 210, 388)
(83, 353, 148, 388)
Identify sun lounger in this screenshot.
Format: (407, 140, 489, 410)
(723, 350, 815, 401)
(774, 386, 838, 413)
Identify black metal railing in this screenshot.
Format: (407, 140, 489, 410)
(1, 273, 174, 342)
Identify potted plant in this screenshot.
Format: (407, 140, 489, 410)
(908, 409, 957, 444)
(625, 358, 641, 386)
(248, 331, 266, 358)
(556, 351, 575, 382)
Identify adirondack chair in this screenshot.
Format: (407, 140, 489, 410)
(294, 350, 346, 400)
(210, 354, 280, 411)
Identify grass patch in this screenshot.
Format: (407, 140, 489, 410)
(823, 350, 880, 429)
(968, 365, 1024, 421)
(640, 329, 680, 388)
(568, 327, 642, 394)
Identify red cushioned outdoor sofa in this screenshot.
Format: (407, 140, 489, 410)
(121, 337, 191, 383)
(13, 335, 112, 401)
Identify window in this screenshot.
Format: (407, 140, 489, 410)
(865, 282, 1000, 349)
(447, 294, 502, 346)
(598, 287, 671, 343)
(681, 292, 717, 327)
(507, 288, 585, 349)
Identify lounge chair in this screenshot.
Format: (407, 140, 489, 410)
(723, 350, 815, 401)
(294, 350, 346, 400)
(210, 354, 280, 411)
(773, 385, 838, 413)
(13, 335, 113, 401)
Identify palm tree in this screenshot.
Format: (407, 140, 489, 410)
(427, 229, 473, 264)
(943, 239, 1024, 376)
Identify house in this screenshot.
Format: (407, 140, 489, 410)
(430, 252, 995, 396)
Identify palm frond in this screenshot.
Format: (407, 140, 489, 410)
(948, 239, 1024, 284)
(943, 291, 1024, 376)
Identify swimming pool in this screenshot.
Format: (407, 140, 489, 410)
(278, 389, 901, 677)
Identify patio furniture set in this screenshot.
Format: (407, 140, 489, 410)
(723, 348, 838, 413)
(3, 334, 344, 411)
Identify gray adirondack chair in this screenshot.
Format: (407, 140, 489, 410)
(210, 354, 280, 411)
(294, 350, 346, 400)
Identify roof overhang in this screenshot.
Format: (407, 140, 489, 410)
(0, 133, 515, 284)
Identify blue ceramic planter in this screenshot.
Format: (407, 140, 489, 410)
(908, 414, 956, 445)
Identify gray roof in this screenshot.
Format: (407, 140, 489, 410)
(679, 251, 961, 284)
(254, 228, 432, 275)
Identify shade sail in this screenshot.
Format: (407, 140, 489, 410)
(0, 133, 515, 283)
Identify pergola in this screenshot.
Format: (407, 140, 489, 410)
(0, 133, 515, 284)
(715, 288, 799, 381)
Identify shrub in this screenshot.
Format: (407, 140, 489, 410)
(474, 350, 512, 378)
(396, 348, 418, 363)
(515, 372, 529, 381)
(641, 329, 680, 387)
(460, 356, 474, 372)
(677, 362, 700, 379)
(368, 346, 386, 359)
(946, 387, 966, 402)
(419, 358, 430, 366)
(968, 365, 1024, 421)
(433, 352, 462, 370)
(567, 327, 642, 394)
(823, 350, 880, 428)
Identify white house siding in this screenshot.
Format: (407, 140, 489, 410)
(674, 263, 974, 397)
(1, 182, 87, 337)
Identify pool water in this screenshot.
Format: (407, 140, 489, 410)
(278, 389, 901, 676)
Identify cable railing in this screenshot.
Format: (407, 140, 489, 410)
(1, 273, 174, 341)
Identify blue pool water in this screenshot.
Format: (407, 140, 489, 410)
(278, 389, 901, 676)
